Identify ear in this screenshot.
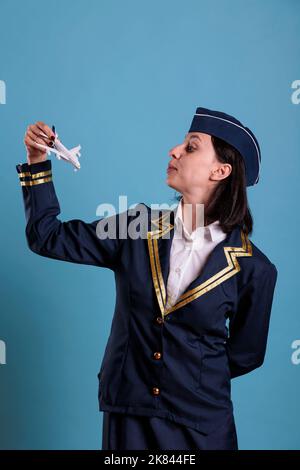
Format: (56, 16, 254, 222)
(210, 163, 232, 182)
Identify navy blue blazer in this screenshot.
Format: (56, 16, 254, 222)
(16, 159, 278, 435)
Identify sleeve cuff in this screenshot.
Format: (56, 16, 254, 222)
(16, 160, 52, 186)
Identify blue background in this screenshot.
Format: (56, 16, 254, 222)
(0, 0, 299, 450)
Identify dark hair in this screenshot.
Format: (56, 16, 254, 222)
(173, 135, 253, 236)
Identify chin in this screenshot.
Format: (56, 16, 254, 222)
(166, 178, 179, 191)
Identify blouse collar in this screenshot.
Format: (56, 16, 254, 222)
(174, 198, 226, 245)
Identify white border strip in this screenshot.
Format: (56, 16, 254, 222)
(194, 113, 260, 184)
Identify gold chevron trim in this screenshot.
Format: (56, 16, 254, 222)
(147, 219, 252, 318)
(151, 211, 173, 230)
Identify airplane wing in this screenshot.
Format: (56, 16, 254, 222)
(69, 145, 81, 157)
(35, 142, 81, 170)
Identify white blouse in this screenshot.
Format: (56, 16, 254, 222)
(165, 199, 228, 308)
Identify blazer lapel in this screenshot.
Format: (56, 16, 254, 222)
(147, 210, 175, 315)
(147, 210, 252, 318)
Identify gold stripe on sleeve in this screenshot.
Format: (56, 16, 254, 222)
(20, 176, 52, 186)
(18, 171, 31, 178)
(31, 170, 52, 179)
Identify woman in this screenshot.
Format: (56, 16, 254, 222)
(17, 106, 278, 450)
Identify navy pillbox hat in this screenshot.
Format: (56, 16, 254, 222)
(188, 107, 261, 186)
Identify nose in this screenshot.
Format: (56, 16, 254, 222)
(168, 144, 182, 160)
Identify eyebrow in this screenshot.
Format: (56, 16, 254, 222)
(184, 133, 202, 142)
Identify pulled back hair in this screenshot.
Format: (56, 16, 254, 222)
(174, 135, 253, 236)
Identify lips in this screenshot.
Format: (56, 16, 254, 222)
(167, 164, 177, 171)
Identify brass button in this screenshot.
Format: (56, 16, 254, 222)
(153, 352, 162, 360)
(155, 316, 164, 324)
(152, 387, 160, 396)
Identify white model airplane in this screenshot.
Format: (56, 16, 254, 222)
(36, 129, 81, 171)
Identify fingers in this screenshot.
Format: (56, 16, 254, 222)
(27, 127, 49, 145)
(24, 122, 55, 150)
(24, 134, 47, 151)
(35, 121, 55, 139)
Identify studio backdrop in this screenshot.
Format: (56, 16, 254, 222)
(0, 0, 299, 450)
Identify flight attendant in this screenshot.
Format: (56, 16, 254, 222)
(17, 106, 278, 450)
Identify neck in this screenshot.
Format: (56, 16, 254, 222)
(180, 187, 216, 231)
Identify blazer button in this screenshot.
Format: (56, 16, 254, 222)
(155, 316, 164, 325)
(152, 387, 160, 396)
(153, 352, 162, 360)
